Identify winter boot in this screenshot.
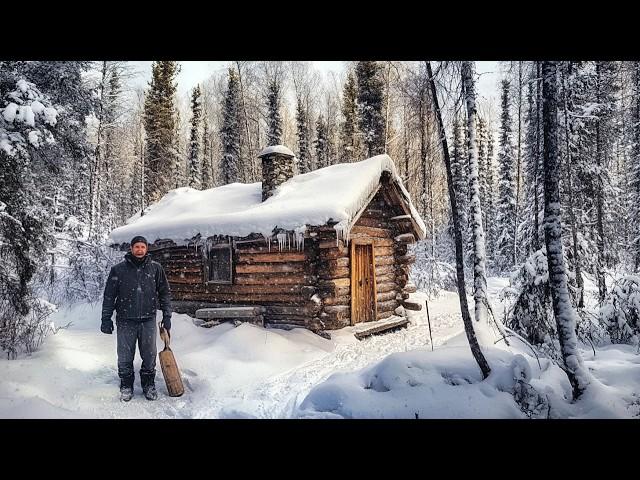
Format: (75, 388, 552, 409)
(141, 373, 158, 401)
(120, 376, 134, 402)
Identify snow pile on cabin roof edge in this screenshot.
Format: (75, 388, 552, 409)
(108, 154, 427, 247)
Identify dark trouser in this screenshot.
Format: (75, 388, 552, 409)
(116, 318, 157, 387)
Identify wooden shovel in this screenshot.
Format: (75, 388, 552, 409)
(158, 322, 185, 397)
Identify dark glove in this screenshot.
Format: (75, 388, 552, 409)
(101, 319, 114, 334)
(161, 315, 171, 331)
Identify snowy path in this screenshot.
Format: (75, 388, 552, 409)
(0, 286, 468, 419)
(2, 277, 639, 418)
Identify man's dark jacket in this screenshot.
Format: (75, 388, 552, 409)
(101, 252, 172, 327)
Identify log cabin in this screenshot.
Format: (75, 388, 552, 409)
(109, 145, 426, 335)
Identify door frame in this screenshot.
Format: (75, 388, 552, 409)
(350, 238, 378, 325)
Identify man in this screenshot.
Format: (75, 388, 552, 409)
(101, 235, 172, 402)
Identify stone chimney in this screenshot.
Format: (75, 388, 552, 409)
(258, 145, 296, 201)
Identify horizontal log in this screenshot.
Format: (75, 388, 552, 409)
(196, 307, 266, 319)
(377, 299, 400, 312)
(174, 292, 304, 304)
(374, 255, 395, 266)
(235, 273, 315, 285)
(319, 257, 350, 269)
(350, 226, 393, 238)
(403, 283, 417, 293)
(360, 208, 389, 219)
(234, 244, 303, 254)
(170, 283, 303, 295)
(395, 233, 416, 244)
(172, 300, 227, 314)
(375, 264, 395, 276)
(320, 309, 350, 322)
(377, 281, 397, 294)
(317, 287, 350, 298)
(396, 292, 410, 301)
(397, 253, 416, 264)
(377, 310, 395, 320)
(165, 266, 203, 275)
(377, 291, 398, 302)
(161, 258, 203, 267)
(402, 300, 422, 311)
(374, 246, 395, 257)
(237, 252, 307, 263)
(149, 246, 196, 255)
(374, 238, 394, 247)
(264, 315, 308, 325)
(318, 267, 350, 280)
(354, 217, 388, 229)
(318, 278, 350, 289)
(167, 276, 202, 285)
(235, 263, 305, 274)
(320, 248, 349, 260)
(319, 240, 345, 249)
(322, 295, 350, 306)
(353, 317, 409, 340)
(266, 305, 320, 316)
(375, 273, 395, 284)
(323, 305, 350, 314)
(390, 215, 411, 221)
(396, 264, 411, 274)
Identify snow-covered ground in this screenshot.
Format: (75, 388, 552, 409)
(1, 278, 639, 418)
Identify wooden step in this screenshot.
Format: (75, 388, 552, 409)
(353, 316, 410, 340)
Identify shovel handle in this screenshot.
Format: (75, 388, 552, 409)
(159, 321, 170, 348)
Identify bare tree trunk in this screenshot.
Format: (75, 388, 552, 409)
(89, 61, 108, 239)
(595, 62, 607, 303)
(514, 61, 523, 265)
(235, 61, 255, 183)
(533, 61, 542, 252)
(562, 62, 584, 308)
(427, 61, 491, 379)
(541, 61, 590, 400)
(461, 61, 490, 331)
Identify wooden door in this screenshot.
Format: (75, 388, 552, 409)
(351, 241, 377, 324)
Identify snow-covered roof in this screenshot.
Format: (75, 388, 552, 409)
(258, 145, 295, 158)
(109, 154, 427, 247)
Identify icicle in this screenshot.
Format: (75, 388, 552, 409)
(276, 232, 287, 252)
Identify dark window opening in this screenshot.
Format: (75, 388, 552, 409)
(207, 244, 232, 284)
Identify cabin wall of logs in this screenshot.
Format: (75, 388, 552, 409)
(148, 176, 419, 332)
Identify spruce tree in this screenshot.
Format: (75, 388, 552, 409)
(356, 61, 386, 157)
(485, 124, 496, 265)
(296, 97, 311, 173)
(315, 114, 329, 169)
(266, 79, 282, 146)
(495, 80, 517, 272)
(632, 62, 640, 270)
(340, 71, 359, 162)
(0, 66, 65, 358)
(220, 68, 241, 185)
(451, 117, 468, 238)
(201, 121, 213, 189)
(143, 61, 180, 204)
(187, 84, 202, 189)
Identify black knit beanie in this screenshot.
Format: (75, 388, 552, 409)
(130, 235, 148, 247)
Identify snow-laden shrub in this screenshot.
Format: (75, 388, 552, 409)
(0, 296, 57, 359)
(37, 217, 120, 305)
(502, 248, 602, 362)
(503, 249, 557, 347)
(509, 355, 550, 419)
(410, 241, 457, 298)
(599, 276, 640, 345)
